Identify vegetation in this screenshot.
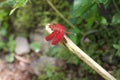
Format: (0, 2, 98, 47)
(0, 0, 120, 80)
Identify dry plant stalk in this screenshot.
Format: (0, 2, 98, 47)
(45, 24, 116, 80)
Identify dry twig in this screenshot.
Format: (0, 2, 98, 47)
(45, 24, 116, 80)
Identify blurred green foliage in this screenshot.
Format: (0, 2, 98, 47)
(112, 12, 120, 24)
(37, 64, 67, 80)
(113, 41, 120, 57)
(0, 0, 120, 79)
(30, 42, 41, 51)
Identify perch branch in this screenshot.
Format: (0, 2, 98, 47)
(45, 24, 116, 80)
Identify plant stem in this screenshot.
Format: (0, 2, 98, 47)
(46, 0, 85, 35)
(46, 24, 117, 80)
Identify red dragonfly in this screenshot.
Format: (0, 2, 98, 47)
(45, 24, 66, 45)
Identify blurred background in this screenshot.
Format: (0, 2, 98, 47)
(0, 0, 120, 80)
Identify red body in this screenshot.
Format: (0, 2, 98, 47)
(45, 24, 65, 45)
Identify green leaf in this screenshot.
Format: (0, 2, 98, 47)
(113, 44, 120, 49)
(69, 28, 80, 44)
(69, 34, 78, 44)
(116, 51, 120, 57)
(15, 0, 28, 7)
(0, 41, 5, 48)
(5, 53, 14, 63)
(7, 35, 15, 52)
(112, 12, 120, 24)
(9, 8, 17, 15)
(0, 28, 7, 36)
(46, 70, 52, 77)
(30, 42, 41, 51)
(0, 0, 15, 7)
(0, 10, 7, 21)
(113, 42, 120, 57)
(100, 17, 108, 25)
(71, 56, 79, 64)
(72, 0, 96, 18)
(9, 0, 28, 15)
(85, 17, 94, 29)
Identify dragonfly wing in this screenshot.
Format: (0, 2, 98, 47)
(45, 31, 58, 41)
(51, 32, 64, 45)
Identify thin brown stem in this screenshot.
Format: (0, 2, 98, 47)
(46, 0, 85, 35)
